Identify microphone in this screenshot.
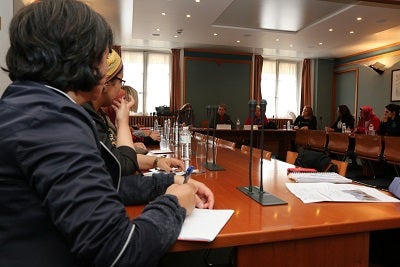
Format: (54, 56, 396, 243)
(258, 99, 267, 192)
(248, 99, 257, 193)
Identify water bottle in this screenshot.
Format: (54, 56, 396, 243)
(159, 132, 168, 151)
(153, 116, 159, 132)
(286, 120, 290, 130)
(174, 121, 179, 146)
(236, 118, 241, 130)
(180, 126, 191, 161)
(368, 123, 375, 135)
(341, 122, 346, 133)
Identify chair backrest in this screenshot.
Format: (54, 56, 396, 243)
(383, 136, 400, 164)
(194, 132, 206, 142)
(331, 159, 348, 176)
(308, 130, 327, 151)
(241, 145, 272, 160)
(327, 132, 349, 154)
(354, 134, 383, 160)
(217, 138, 236, 150)
(295, 129, 309, 148)
(286, 151, 299, 165)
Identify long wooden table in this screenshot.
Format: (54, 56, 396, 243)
(125, 147, 400, 266)
(192, 128, 296, 161)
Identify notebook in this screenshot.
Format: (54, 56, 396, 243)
(178, 208, 234, 242)
(288, 172, 352, 184)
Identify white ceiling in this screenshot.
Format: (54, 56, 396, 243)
(91, 0, 400, 60)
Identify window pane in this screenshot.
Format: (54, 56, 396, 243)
(145, 53, 171, 115)
(121, 52, 144, 114)
(277, 62, 298, 118)
(261, 60, 276, 118)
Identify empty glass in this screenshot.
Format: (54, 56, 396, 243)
(196, 141, 206, 173)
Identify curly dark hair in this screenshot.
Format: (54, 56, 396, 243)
(4, 0, 113, 92)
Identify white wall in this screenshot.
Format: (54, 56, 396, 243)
(0, 0, 13, 96)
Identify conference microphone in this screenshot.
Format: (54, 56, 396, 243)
(248, 99, 257, 193)
(258, 99, 267, 192)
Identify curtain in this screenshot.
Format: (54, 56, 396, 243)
(253, 55, 263, 101)
(171, 49, 181, 112)
(300, 58, 312, 112)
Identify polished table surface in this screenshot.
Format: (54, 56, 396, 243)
(125, 147, 400, 266)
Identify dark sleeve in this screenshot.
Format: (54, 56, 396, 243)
(113, 145, 140, 176)
(293, 116, 301, 126)
(378, 121, 387, 135)
(310, 116, 318, 130)
(119, 173, 175, 205)
(21, 110, 185, 267)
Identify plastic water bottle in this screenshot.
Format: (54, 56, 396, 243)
(159, 132, 168, 150)
(174, 121, 179, 146)
(236, 118, 241, 130)
(286, 120, 290, 130)
(153, 116, 159, 132)
(368, 123, 375, 135)
(341, 122, 346, 133)
(180, 126, 191, 161)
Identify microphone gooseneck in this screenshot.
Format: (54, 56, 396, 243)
(259, 99, 267, 192)
(248, 99, 257, 193)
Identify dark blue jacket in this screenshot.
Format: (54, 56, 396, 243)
(0, 81, 185, 267)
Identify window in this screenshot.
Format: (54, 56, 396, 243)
(121, 51, 171, 115)
(261, 60, 300, 119)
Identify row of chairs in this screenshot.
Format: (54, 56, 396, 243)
(295, 129, 400, 177)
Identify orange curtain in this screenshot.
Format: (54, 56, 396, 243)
(253, 55, 263, 101)
(171, 49, 181, 112)
(300, 58, 312, 112)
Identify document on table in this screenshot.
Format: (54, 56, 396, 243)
(286, 183, 400, 203)
(178, 208, 234, 242)
(288, 172, 352, 184)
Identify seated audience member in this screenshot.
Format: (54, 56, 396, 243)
(326, 104, 355, 132)
(378, 103, 400, 136)
(293, 105, 317, 130)
(102, 84, 160, 147)
(0, 1, 214, 266)
(178, 103, 195, 127)
(245, 105, 269, 128)
(83, 49, 178, 176)
(209, 104, 234, 128)
(354, 105, 380, 134)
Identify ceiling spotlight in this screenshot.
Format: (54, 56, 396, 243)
(329, 28, 333, 32)
(349, 31, 354, 34)
(357, 17, 362, 21)
(236, 40, 241, 43)
(213, 33, 218, 36)
(186, 14, 191, 18)
(368, 62, 385, 75)
(161, 12, 166, 16)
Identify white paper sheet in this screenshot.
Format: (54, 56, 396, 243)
(178, 208, 234, 242)
(286, 183, 400, 203)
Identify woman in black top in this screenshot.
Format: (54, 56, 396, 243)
(327, 105, 355, 132)
(293, 105, 317, 130)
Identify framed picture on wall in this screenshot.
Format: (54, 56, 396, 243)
(391, 69, 400, 101)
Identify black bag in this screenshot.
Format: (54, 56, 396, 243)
(294, 149, 337, 172)
(155, 105, 171, 116)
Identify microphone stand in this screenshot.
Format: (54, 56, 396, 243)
(237, 99, 287, 206)
(204, 105, 224, 171)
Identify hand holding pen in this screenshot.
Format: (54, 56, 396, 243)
(183, 166, 194, 184)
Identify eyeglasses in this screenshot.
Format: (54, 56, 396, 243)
(114, 77, 126, 87)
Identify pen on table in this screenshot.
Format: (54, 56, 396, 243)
(183, 166, 194, 184)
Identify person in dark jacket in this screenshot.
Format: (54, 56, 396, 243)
(83, 49, 183, 176)
(209, 104, 235, 128)
(0, 1, 214, 267)
(378, 103, 400, 136)
(293, 105, 317, 130)
(326, 104, 355, 132)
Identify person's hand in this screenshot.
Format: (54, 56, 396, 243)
(113, 95, 134, 128)
(157, 157, 185, 172)
(300, 126, 309, 130)
(187, 179, 214, 209)
(149, 131, 161, 141)
(133, 142, 148, 153)
(165, 183, 196, 215)
(293, 126, 299, 130)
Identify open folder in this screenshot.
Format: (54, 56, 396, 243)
(178, 208, 234, 242)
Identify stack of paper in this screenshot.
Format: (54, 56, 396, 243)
(288, 172, 352, 184)
(178, 208, 234, 242)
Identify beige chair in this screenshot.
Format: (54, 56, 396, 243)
(286, 151, 299, 165)
(327, 132, 350, 161)
(217, 138, 236, 151)
(383, 136, 400, 176)
(241, 145, 272, 160)
(354, 134, 383, 178)
(331, 159, 348, 176)
(295, 129, 309, 151)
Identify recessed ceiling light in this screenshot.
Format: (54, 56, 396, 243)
(195, 0, 200, 2)
(161, 12, 166, 16)
(236, 40, 241, 43)
(357, 17, 362, 21)
(174, 35, 178, 38)
(275, 38, 279, 42)
(329, 28, 333, 32)
(186, 14, 191, 18)
(350, 30, 354, 34)
(213, 33, 218, 36)
(156, 28, 160, 31)
(289, 44, 293, 48)
(319, 42, 323, 45)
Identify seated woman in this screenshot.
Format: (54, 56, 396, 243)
(378, 103, 400, 136)
(178, 103, 195, 127)
(293, 105, 317, 130)
(209, 104, 234, 129)
(244, 105, 269, 128)
(326, 104, 355, 132)
(354, 105, 380, 134)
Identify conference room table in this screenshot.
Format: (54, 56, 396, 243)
(125, 146, 400, 266)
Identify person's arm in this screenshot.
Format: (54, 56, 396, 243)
(114, 95, 135, 150)
(137, 155, 185, 172)
(310, 116, 318, 130)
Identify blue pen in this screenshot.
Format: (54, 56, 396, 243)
(183, 166, 194, 184)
